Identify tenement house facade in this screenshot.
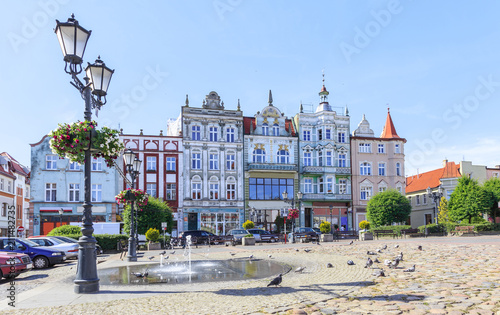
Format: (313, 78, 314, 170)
(179, 92, 244, 234)
(350, 110, 406, 229)
(243, 91, 298, 231)
(294, 82, 352, 229)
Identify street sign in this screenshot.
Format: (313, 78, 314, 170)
(17, 226, 25, 233)
(161, 222, 167, 228)
(280, 209, 289, 217)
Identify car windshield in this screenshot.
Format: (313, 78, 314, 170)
(230, 230, 246, 234)
(46, 238, 63, 244)
(20, 238, 40, 247)
(56, 237, 78, 243)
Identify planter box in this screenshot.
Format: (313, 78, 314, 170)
(359, 232, 373, 241)
(147, 242, 161, 250)
(321, 234, 334, 242)
(242, 237, 255, 246)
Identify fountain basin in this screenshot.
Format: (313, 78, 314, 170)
(98, 259, 286, 285)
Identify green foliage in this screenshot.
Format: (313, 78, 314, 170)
(483, 177, 500, 218)
(145, 228, 160, 242)
(123, 196, 173, 235)
(47, 225, 82, 236)
(437, 196, 449, 224)
(320, 221, 331, 233)
(94, 234, 128, 250)
(242, 220, 255, 230)
(471, 216, 487, 224)
(367, 190, 411, 226)
(244, 234, 254, 238)
(274, 215, 293, 233)
(448, 177, 490, 223)
(369, 225, 411, 236)
(359, 220, 370, 230)
(417, 223, 446, 234)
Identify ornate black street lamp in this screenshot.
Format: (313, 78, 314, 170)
(329, 205, 333, 236)
(123, 149, 142, 262)
(55, 14, 114, 294)
(59, 208, 64, 226)
(282, 190, 303, 243)
(426, 185, 444, 224)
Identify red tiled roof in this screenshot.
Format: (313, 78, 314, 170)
(406, 161, 461, 193)
(0, 167, 16, 179)
(1, 152, 29, 177)
(380, 109, 400, 139)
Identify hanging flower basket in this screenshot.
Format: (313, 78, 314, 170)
(49, 120, 124, 167)
(287, 208, 299, 220)
(115, 188, 148, 208)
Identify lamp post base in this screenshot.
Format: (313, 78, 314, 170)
(74, 235, 100, 294)
(74, 279, 99, 294)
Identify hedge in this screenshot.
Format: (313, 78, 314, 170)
(49, 233, 129, 251)
(369, 225, 411, 236)
(417, 222, 500, 233)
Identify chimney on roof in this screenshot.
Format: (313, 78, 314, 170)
(443, 159, 448, 167)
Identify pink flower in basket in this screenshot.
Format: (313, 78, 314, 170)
(287, 208, 299, 220)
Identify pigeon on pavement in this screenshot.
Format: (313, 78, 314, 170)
(159, 250, 166, 256)
(326, 263, 333, 268)
(376, 248, 382, 253)
(403, 265, 416, 272)
(349, 240, 354, 245)
(304, 249, 311, 253)
(148, 256, 155, 260)
(248, 255, 254, 260)
(170, 251, 176, 254)
(367, 251, 377, 255)
(384, 259, 392, 267)
(374, 258, 381, 263)
(365, 257, 373, 269)
(417, 245, 423, 251)
(295, 266, 306, 273)
(131, 270, 149, 278)
(267, 274, 282, 287)
(373, 269, 385, 277)
(396, 252, 404, 261)
(389, 258, 400, 269)
(347, 260, 355, 265)
(268, 254, 273, 259)
(394, 244, 399, 248)
(382, 244, 387, 250)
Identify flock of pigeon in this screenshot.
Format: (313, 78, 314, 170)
(363, 244, 419, 277)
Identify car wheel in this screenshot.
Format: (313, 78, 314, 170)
(33, 256, 49, 269)
(0, 269, 3, 279)
(270, 238, 276, 243)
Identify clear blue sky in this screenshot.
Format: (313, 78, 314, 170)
(2, 1, 500, 176)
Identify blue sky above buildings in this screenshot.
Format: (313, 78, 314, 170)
(2, 0, 500, 176)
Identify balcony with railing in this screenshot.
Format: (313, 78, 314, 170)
(302, 165, 351, 175)
(302, 192, 352, 201)
(247, 163, 298, 171)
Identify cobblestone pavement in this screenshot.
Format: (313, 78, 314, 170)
(2, 236, 500, 314)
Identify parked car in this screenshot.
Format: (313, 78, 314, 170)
(0, 238, 66, 269)
(35, 236, 104, 255)
(179, 230, 223, 245)
(291, 227, 319, 243)
(0, 252, 32, 279)
(312, 227, 322, 235)
(246, 229, 280, 243)
(226, 229, 249, 244)
(28, 237, 79, 259)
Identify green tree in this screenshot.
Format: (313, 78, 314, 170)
(437, 196, 449, 224)
(366, 189, 411, 226)
(483, 177, 500, 220)
(123, 196, 173, 235)
(448, 176, 490, 224)
(274, 215, 293, 233)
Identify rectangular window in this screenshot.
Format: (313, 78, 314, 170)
(395, 144, 401, 154)
(359, 143, 371, 153)
(146, 183, 157, 198)
(248, 177, 293, 200)
(209, 153, 219, 170)
(318, 151, 323, 167)
(46, 155, 57, 170)
(318, 177, 324, 193)
(91, 184, 102, 202)
(303, 152, 312, 166)
(273, 125, 279, 136)
(379, 186, 387, 192)
(326, 177, 333, 193)
(423, 194, 427, 204)
(69, 183, 80, 202)
(226, 183, 236, 200)
(0, 178, 3, 191)
(378, 144, 385, 153)
(166, 184, 176, 200)
(416, 195, 420, 205)
(226, 154, 235, 170)
(166, 157, 176, 171)
(303, 130, 311, 141)
(209, 183, 219, 200)
(378, 163, 385, 176)
(360, 186, 372, 200)
(191, 125, 201, 140)
(69, 162, 80, 170)
(360, 163, 371, 176)
(146, 156, 157, 171)
(338, 132, 345, 143)
(304, 178, 313, 193)
(325, 128, 331, 140)
(192, 153, 201, 169)
(1, 203, 6, 216)
(318, 129, 323, 141)
(338, 154, 346, 168)
(226, 127, 235, 142)
(209, 126, 218, 142)
(326, 151, 333, 166)
(339, 179, 347, 194)
(45, 183, 56, 202)
(192, 182, 201, 200)
(92, 158, 103, 171)
(7, 181, 11, 193)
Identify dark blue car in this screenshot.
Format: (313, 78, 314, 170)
(0, 237, 66, 269)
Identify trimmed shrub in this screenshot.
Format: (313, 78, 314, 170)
(94, 234, 128, 250)
(320, 221, 331, 234)
(417, 224, 445, 234)
(48, 225, 82, 236)
(242, 220, 255, 230)
(359, 220, 370, 230)
(370, 225, 411, 236)
(145, 228, 160, 242)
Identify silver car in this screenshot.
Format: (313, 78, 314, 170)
(28, 237, 79, 259)
(226, 229, 249, 244)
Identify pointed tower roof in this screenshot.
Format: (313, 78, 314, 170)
(268, 90, 273, 106)
(316, 72, 332, 112)
(380, 108, 400, 138)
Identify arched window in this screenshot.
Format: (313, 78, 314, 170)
(276, 150, 289, 163)
(191, 176, 202, 200)
(253, 149, 266, 163)
(226, 176, 236, 200)
(262, 123, 269, 136)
